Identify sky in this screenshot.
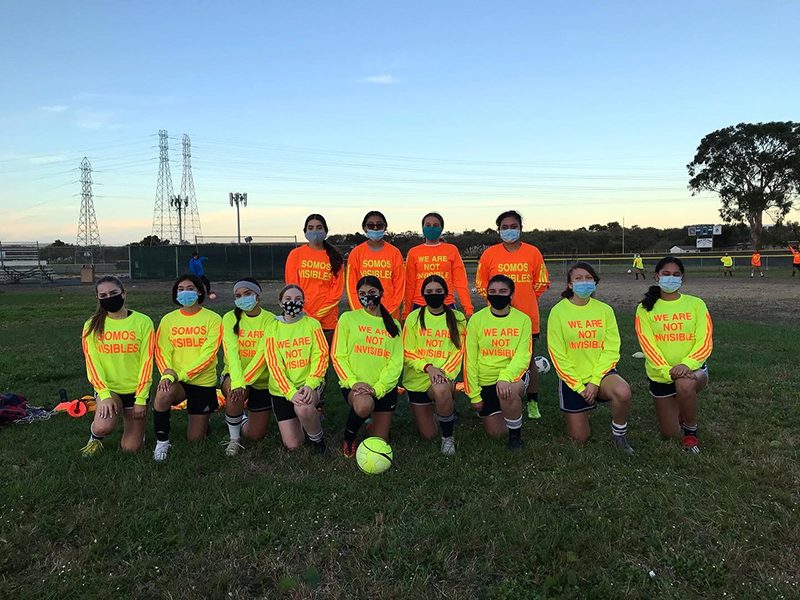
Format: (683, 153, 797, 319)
(1, 1, 799, 245)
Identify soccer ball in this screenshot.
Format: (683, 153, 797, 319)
(356, 437, 394, 474)
(627, 269, 632, 274)
(534, 355, 551, 374)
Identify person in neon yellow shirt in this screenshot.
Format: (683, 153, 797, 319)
(402, 275, 466, 455)
(547, 262, 633, 454)
(152, 274, 223, 462)
(464, 274, 531, 450)
(220, 278, 275, 456)
(79, 275, 155, 456)
(264, 284, 329, 453)
(632, 254, 645, 280)
(332, 275, 403, 458)
(635, 256, 713, 453)
(720, 253, 734, 276)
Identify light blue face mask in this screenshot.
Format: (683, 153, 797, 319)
(365, 230, 385, 241)
(572, 281, 596, 298)
(658, 275, 682, 293)
(235, 295, 258, 311)
(176, 290, 199, 307)
(305, 230, 326, 244)
(499, 228, 520, 243)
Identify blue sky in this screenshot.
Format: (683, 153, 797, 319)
(1, 1, 798, 244)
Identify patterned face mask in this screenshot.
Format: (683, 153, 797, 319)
(281, 299, 304, 317)
(359, 293, 382, 309)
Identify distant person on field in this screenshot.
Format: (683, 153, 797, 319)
(635, 256, 713, 454)
(720, 253, 734, 276)
(750, 250, 764, 278)
(475, 210, 550, 420)
(790, 244, 800, 277)
(189, 252, 215, 299)
(80, 276, 155, 456)
(632, 253, 645, 279)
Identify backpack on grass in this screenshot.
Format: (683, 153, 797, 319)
(0, 393, 28, 425)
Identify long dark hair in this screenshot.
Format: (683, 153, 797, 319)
(561, 262, 600, 299)
(305, 213, 343, 276)
(642, 256, 685, 311)
(418, 275, 461, 348)
(233, 277, 262, 335)
(172, 274, 206, 306)
(84, 275, 125, 338)
(356, 275, 399, 337)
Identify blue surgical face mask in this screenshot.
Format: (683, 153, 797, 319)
(305, 230, 326, 244)
(658, 275, 682, 293)
(422, 226, 442, 241)
(235, 295, 258, 311)
(572, 281, 596, 298)
(365, 230, 385, 241)
(177, 290, 199, 307)
(499, 228, 520, 243)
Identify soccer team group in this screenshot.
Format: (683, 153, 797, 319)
(79, 210, 716, 462)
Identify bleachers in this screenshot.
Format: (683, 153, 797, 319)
(0, 242, 54, 284)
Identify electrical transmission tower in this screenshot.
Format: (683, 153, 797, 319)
(180, 133, 202, 242)
(151, 129, 177, 244)
(75, 157, 103, 264)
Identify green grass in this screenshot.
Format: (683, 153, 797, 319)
(1, 288, 798, 599)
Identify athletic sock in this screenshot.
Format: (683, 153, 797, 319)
(344, 409, 367, 443)
(89, 424, 104, 441)
(307, 428, 324, 443)
(505, 416, 523, 441)
(437, 412, 456, 438)
(225, 412, 243, 441)
(681, 422, 698, 438)
(611, 421, 628, 437)
(154, 409, 171, 442)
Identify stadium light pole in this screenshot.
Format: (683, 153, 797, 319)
(229, 192, 247, 244)
(170, 195, 189, 244)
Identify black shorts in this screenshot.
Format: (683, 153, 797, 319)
(341, 386, 398, 412)
(174, 383, 218, 415)
(270, 395, 297, 422)
(95, 392, 137, 409)
(407, 389, 431, 405)
(558, 370, 617, 413)
(649, 364, 709, 398)
(532, 333, 540, 341)
(794, 264, 800, 271)
(247, 387, 273, 412)
(478, 371, 530, 417)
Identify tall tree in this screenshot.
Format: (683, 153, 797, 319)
(687, 122, 800, 248)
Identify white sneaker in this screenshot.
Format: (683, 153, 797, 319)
(223, 438, 244, 456)
(440, 437, 456, 456)
(153, 440, 171, 462)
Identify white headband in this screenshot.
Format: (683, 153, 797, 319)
(233, 281, 261, 295)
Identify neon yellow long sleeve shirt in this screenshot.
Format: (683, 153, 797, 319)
(463, 306, 532, 402)
(633, 257, 643, 269)
(546, 298, 620, 393)
(634, 294, 713, 384)
(221, 308, 275, 390)
(331, 309, 403, 398)
(81, 310, 155, 405)
(155, 307, 223, 387)
(264, 315, 330, 399)
(402, 308, 466, 392)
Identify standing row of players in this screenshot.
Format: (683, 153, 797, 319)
(79, 210, 713, 460)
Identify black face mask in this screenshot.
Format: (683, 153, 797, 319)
(487, 294, 511, 310)
(99, 294, 125, 313)
(423, 292, 446, 309)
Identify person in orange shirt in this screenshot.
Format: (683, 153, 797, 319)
(345, 211, 405, 318)
(404, 212, 474, 318)
(750, 249, 764, 278)
(285, 213, 345, 343)
(476, 210, 550, 419)
(790, 244, 800, 277)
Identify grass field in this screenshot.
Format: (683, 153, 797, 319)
(1, 275, 799, 599)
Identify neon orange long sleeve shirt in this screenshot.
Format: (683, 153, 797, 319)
(345, 241, 405, 318)
(284, 244, 345, 330)
(403, 242, 474, 318)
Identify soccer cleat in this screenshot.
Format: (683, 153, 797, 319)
(440, 437, 456, 456)
(612, 434, 635, 455)
(527, 401, 541, 420)
(508, 436, 524, 451)
(682, 435, 701, 453)
(80, 438, 103, 457)
(223, 438, 244, 456)
(342, 439, 357, 458)
(153, 440, 171, 462)
(311, 439, 328, 456)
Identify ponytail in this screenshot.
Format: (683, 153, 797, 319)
(322, 240, 343, 276)
(641, 286, 661, 312)
(378, 303, 400, 338)
(84, 275, 125, 338)
(233, 307, 244, 334)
